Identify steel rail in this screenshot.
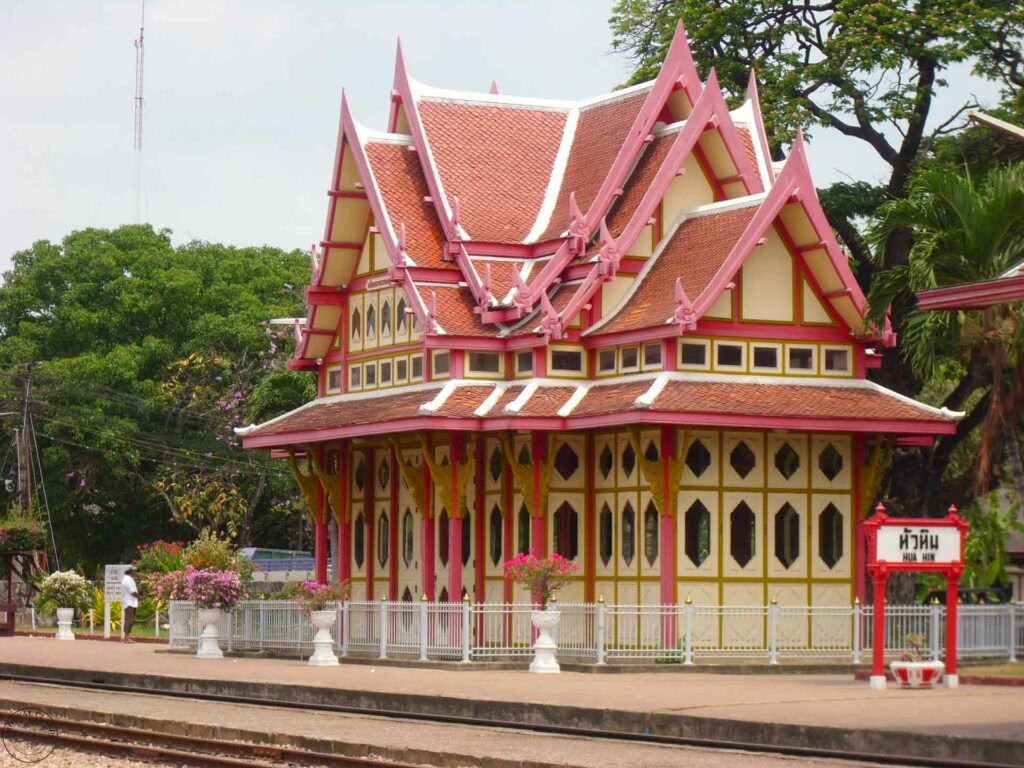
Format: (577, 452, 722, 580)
(0, 672, 1015, 768)
(3, 714, 416, 768)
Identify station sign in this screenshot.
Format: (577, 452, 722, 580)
(875, 525, 961, 565)
(103, 563, 130, 639)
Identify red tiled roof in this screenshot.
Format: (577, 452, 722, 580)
(652, 380, 949, 423)
(434, 385, 494, 417)
(539, 92, 651, 242)
(517, 387, 576, 417)
(418, 100, 567, 244)
(572, 380, 652, 417)
(423, 284, 499, 337)
(251, 389, 431, 437)
(596, 204, 758, 335)
(473, 259, 524, 300)
(365, 141, 449, 270)
(736, 127, 760, 185)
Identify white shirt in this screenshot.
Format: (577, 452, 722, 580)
(121, 574, 139, 608)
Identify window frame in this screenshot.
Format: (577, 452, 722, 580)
(431, 350, 450, 380)
(713, 340, 746, 371)
(619, 345, 640, 373)
(466, 351, 504, 378)
(325, 365, 342, 394)
(784, 344, 817, 375)
(750, 342, 782, 374)
(514, 349, 534, 378)
(349, 364, 363, 391)
(548, 345, 586, 378)
(597, 348, 618, 376)
(678, 338, 711, 371)
(821, 344, 852, 376)
(642, 342, 663, 371)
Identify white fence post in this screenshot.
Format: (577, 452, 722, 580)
(154, 609, 159, 638)
(851, 599, 861, 664)
(88, 611, 94, 634)
(595, 596, 606, 665)
(768, 598, 779, 665)
(226, 610, 234, 653)
(683, 597, 694, 665)
(30, 606, 35, 631)
(461, 595, 471, 663)
(341, 601, 349, 656)
(930, 599, 942, 660)
(379, 598, 388, 659)
(1008, 603, 1017, 663)
(419, 595, 428, 661)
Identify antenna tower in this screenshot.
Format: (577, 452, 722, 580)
(133, 0, 145, 222)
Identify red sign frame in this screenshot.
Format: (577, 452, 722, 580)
(863, 503, 968, 688)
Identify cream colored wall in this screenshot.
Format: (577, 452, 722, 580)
(802, 279, 834, 325)
(740, 225, 793, 322)
(661, 155, 714, 225)
(600, 275, 634, 320)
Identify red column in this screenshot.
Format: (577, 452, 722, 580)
(530, 431, 547, 559)
(389, 444, 399, 600)
(659, 427, 677, 608)
(503, 444, 514, 602)
(853, 435, 867, 604)
(946, 575, 959, 680)
(584, 432, 596, 602)
(449, 433, 464, 600)
(422, 435, 435, 600)
(338, 443, 351, 584)
(314, 455, 329, 584)
(872, 573, 887, 685)
(474, 437, 486, 603)
(365, 448, 375, 600)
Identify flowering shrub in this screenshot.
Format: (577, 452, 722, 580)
(134, 540, 184, 584)
(38, 570, 92, 613)
(182, 530, 252, 582)
(0, 518, 46, 552)
(151, 569, 190, 604)
(503, 553, 578, 609)
(283, 580, 351, 614)
(181, 567, 245, 610)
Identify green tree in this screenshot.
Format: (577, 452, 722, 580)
(867, 164, 1024, 508)
(0, 225, 315, 571)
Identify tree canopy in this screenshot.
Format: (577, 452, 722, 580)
(0, 225, 315, 573)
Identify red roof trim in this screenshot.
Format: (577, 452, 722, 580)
(916, 274, 1024, 310)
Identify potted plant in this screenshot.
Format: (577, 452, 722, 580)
(181, 566, 245, 659)
(286, 580, 351, 666)
(37, 570, 91, 641)
(890, 633, 945, 688)
(503, 553, 578, 674)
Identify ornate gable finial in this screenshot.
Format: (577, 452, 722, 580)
(567, 191, 589, 254)
(511, 268, 531, 314)
(293, 318, 305, 352)
(478, 262, 495, 311)
(427, 290, 440, 335)
(389, 222, 408, 286)
(597, 218, 622, 280)
(539, 291, 564, 340)
(310, 244, 320, 279)
(445, 195, 463, 260)
(489, 80, 499, 95)
(674, 278, 698, 332)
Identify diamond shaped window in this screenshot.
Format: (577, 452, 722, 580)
(644, 440, 659, 463)
(685, 439, 711, 477)
(729, 441, 756, 479)
(354, 512, 365, 568)
(818, 443, 844, 481)
(517, 443, 531, 466)
(644, 501, 659, 566)
(489, 447, 503, 482)
(354, 459, 367, 491)
(684, 500, 711, 567)
(489, 505, 502, 566)
(599, 444, 614, 479)
(774, 442, 800, 480)
(730, 502, 756, 567)
(517, 504, 530, 555)
(378, 459, 390, 490)
(554, 442, 579, 481)
(621, 501, 635, 566)
(461, 513, 471, 566)
(599, 503, 613, 566)
(622, 443, 636, 479)
(553, 501, 579, 560)
(438, 508, 450, 566)
(774, 503, 799, 568)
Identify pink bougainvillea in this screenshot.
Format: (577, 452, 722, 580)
(503, 553, 578, 609)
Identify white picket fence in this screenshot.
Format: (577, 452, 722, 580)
(168, 600, 1024, 664)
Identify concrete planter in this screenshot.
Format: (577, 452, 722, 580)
(55, 607, 75, 640)
(308, 609, 339, 666)
(196, 608, 224, 659)
(529, 608, 560, 674)
(890, 660, 944, 688)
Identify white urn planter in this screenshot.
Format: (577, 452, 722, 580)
(54, 608, 75, 641)
(308, 609, 340, 666)
(196, 607, 224, 659)
(890, 660, 945, 688)
(529, 608, 561, 674)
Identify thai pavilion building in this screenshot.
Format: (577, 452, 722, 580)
(238, 24, 960, 623)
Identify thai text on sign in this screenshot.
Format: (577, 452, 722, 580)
(876, 526, 961, 565)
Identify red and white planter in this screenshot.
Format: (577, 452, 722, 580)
(890, 660, 945, 688)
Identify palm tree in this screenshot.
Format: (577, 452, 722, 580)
(868, 163, 1024, 498)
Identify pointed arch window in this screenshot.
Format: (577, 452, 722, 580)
(354, 512, 365, 568)
(621, 502, 635, 566)
(396, 297, 408, 333)
(489, 505, 502, 566)
(351, 307, 362, 341)
(553, 501, 578, 560)
(517, 504, 530, 555)
(365, 304, 377, 339)
(644, 501, 659, 566)
(402, 508, 414, 567)
(377, 512, 389, 568)
(599, 503, 613, 566)
(381, 299, 392, 336)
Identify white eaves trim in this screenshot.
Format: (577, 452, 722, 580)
(525, 107, 580, 243)
(474, 384, 507, 417)
(556, 385, 588, 417)
(635, 373, 670, 408)
(419, 380, 461, 414)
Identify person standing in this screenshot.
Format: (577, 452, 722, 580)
(121, 565, 140, 642)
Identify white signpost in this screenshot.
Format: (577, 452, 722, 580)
(875, 526, 962, 565)
(104, 564, 130, 639)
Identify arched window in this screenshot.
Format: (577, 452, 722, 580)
(377, 512, 389, 568)
(402, 508, 414, 567)
(774, 503, 800, 568)
(489, 506, 502, 566)
(730, 502, 756, 567)
(396, 297, 408, 333)
(644, 501, 659, 566)
(819, 503, 843, 568)
(517, 504, 530, 555)
(599, 503, 613, 566)
(381, 300, 392, 336)
(438, 508, 450, 566)
(684, 500, 710, 567)
(351, 307, 361, 342)
(552, 501, 579, 560)
(365, 304, 376, 339)
(354, 512, 365, 568)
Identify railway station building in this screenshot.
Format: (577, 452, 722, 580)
(237, 24, 960, 636)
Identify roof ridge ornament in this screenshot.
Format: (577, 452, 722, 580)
(427, 290, 440, 335)
(511, 268, 531, 315)
(389, 222, 408, 286)
(567, 191, 589, 255)
(444, 195, 463, 261)
(539, 291, 563, 339)
(478, 262, 495, 311)
(597, 218, 621, 280)
(674, 278, 698, 332)
(310, 244, 321, 280)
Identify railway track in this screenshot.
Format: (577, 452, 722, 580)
(0, 672, 1017, 768)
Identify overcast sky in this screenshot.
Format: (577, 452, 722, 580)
(0, 1, 1004, 273)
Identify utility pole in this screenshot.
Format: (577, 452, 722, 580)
(133, 0, 146, 223)
(16, 366, 34, 515)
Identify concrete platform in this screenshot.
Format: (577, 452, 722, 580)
(1, 636, 1022, 765)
